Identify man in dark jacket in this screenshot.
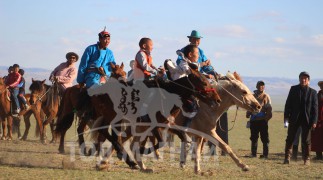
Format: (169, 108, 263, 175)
(283, 71, 318, 165)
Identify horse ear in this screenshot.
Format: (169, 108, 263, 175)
(32, 78, 35, 83)
(226, 71, 236, 80)
(120, 62, 124, 69)
(42, 79, 46, 84)
(110, 62, 116, 69)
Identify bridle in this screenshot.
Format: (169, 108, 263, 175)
(31, 86, 51, 103)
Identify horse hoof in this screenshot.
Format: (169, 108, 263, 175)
(96, 163, 109, 171)
(58, 149, 65, 154)
(180, 162, 186, 169)
(242, 165, 250, 171)
(1, 137, 6, 140)
(21, 136, 27, 141)
(50, 140, 56, 144)
(141, 168, 154, 173)
(7, 137, 12, 141)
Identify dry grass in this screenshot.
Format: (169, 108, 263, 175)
(1, 110, 323, 179)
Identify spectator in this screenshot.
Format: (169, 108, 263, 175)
(283, 71, 318, 165)
(311, 81, 323, 160)
(246, 81, 272, 158)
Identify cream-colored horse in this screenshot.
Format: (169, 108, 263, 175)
(128, 72, 261, 173)
(176, 72, 261, 173)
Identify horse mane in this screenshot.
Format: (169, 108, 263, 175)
(46, 83, 60, 108)
(233, 72, 242, 82)
(219, 71, 243, 82)
(0, 77, 4, 86)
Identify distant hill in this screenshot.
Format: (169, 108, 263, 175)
(1, 66, 320, 111)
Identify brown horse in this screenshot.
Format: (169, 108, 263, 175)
(29, 79, 60, 143)
(17, 93, 47, 141)
(55, 62, 139, 169)
(0, 77, 15, 140)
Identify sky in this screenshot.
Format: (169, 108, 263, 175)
(1, 0, 322, 79)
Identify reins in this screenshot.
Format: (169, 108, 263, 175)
(218, 106, 239, 132)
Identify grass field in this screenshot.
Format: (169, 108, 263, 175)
(1, 110, 323, 179)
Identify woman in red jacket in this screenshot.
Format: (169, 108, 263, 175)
(311, 81, 323, 160)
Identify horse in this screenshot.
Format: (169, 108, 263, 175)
(29, 79, 60, 143)
(115, 72, 261, 174)
(91, 65, 222, 171)
(55, 63, 139, 169)
(169, 72, 261, 174)
(18, 93, 47, 141)
(0, 77, 15, 140)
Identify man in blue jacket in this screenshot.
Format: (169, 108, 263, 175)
(77, 27, 116, 88)
(283, 71, 318, 165)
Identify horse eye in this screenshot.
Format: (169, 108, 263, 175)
(242, 90, 248, 95)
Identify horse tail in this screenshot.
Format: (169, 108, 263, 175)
(91, 116, 104, 142)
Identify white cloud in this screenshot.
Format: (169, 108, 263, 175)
(273, 37, 285, 43)
(312, 34, 323, 46)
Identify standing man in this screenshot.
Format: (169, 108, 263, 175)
(283, 71, 318, 165)
(50, 52, 78, 94)
(246, 81, 272, 158)
(177, 30, 216, 77)
(77, 27, 116, 88)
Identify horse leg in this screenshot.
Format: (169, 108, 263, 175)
(33, 110, 45, 143)
(209, 131, 249, 171)
(99, 126, 138, 169)
(1, 118, 7, 140)
(192, 136, 203, 174)
(77, 118, 87, 149)
(49, 120, 57, 143)
(130, 136, 153, 173)
(7, 116, 13, 140)
(58, 129, 67, 154)
(21, 112, 31, 140)
(165, 127, 188, 167)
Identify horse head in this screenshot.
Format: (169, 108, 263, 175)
(29, 78, 46, 105)
(217, 72, 261, 113)
(188, 65, 222, 106)
(110, 62, 126, 81)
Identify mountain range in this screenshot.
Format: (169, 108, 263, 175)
(1, 66, 321, 111)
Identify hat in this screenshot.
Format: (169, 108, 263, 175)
(318, 81, 323, 86)
(98, 26, 110, 38)
(187, 30, 203, 39)
(66, 52, 79, 61)
(299, 71, 310, 80)
(256, 80, 265, 86)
